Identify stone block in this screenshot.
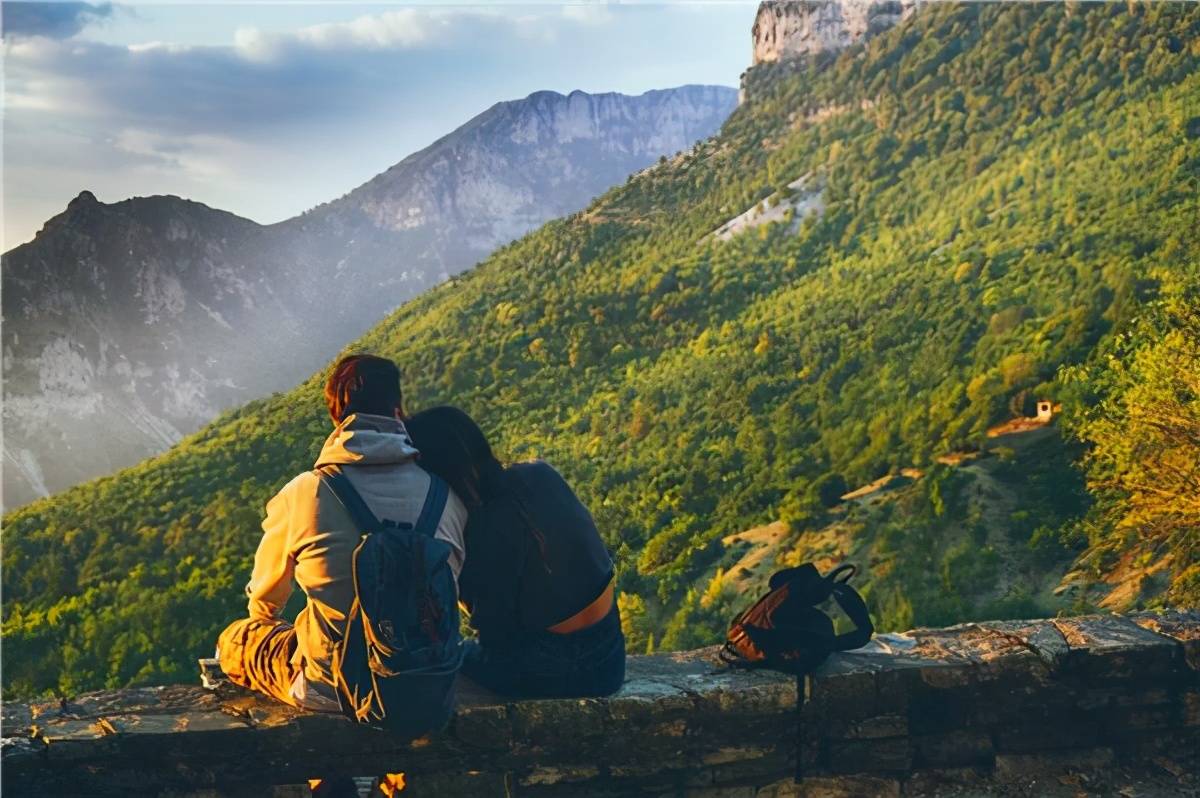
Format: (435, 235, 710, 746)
(755, 777, 804, 798)
(865, 652, 980, 733)
(632, 647, 797, 717)
(1054, 615, 1183, 684)
(452, 702, 511, 751)
(696, 676, 799, 716)
(519, 765, 602, 786)
(972, 684, 1070, 727)
(794, 775, 901, 798)
(993, 747, 1114, 781)
(992, 709, 1101, 753)
(681, 786, 757, 798)
(402, 770, 508, 798)
(981, 620, 1071, 674)
(1114, 728, 1200, 765)
(1104, 703, 1177, 736)
(829, 714, 907, 740)
(1185, 690, 1200, 727)
(806, 656, 883, 721)
(826, 737, 911, 774)
(510, 698, 607, 748)
(708, 748, 794, 786)
(905, 683, 977, 735)
(900, 765, 988, 795)
(607, 680, 695, 724)
(1114, 687, 1173, 707)
(910, 730, 994, 768)
(702, 746, 776, 766)
(608, 762, 691, 781)
(1130, 609, 1200, 674)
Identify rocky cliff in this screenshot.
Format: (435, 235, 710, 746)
(1, 85, 737, 509)
(751, 0, 921, 64)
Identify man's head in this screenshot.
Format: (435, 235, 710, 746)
(323, 354, 403, 425)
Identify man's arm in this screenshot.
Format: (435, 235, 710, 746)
(245, 477, 301, 621)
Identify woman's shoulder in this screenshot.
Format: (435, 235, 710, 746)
(504, 460, 576, 501)
(506, 459, 559, 480)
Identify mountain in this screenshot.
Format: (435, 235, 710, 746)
(4, 1, 1198, 698)
(241, 85, 742, 363)
(1, 85, 738, 509)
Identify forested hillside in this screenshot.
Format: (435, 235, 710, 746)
(4, 2, 1198, 697)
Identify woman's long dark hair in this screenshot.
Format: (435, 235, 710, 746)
(404, 406, 504, 509)
(405, 405, 548, 562)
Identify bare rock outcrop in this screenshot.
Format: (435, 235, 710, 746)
(751, 0, 922, 65)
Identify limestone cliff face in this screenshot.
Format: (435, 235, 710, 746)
(1, 85, 737, 509)
(751, 0, 921, 65)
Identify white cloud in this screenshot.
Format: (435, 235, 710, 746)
(291, 10, 441, 50)
(111, 128, 251, 182)
(562, 4, 616, 26)
(230, 7, 570, 63)
(233, 10, 441, 61)
(126, 40, 190, 54)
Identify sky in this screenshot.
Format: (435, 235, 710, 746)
(1, 0, 756, 249)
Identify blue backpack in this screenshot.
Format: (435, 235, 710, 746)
(317, 466, 463, 738)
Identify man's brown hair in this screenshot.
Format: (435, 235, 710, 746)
(324, 354, 403, 424)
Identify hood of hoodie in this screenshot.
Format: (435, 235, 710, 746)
(314, 413, 421, 468)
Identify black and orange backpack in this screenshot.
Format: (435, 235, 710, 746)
(720, 563, 874, 674)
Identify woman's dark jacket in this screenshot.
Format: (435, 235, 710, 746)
(458, 460, 613, 645)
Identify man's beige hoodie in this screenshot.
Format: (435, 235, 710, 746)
(246, 413, 467, 706)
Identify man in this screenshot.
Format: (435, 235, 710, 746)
(216, 354, 468, 710)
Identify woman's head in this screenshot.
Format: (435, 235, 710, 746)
(405, 406, 503, 508)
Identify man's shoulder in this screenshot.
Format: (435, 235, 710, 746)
(274, 470, 321, 503)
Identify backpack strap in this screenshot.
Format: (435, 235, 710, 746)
(318, 466, 383, 534)
(719, 642, 769, 669)
(828, 563, 857, 584)
(318, 466, 449, 540)
(768, 563, 822, 591)
(412, 475, 449, 538)
(829, 582, 874, 651)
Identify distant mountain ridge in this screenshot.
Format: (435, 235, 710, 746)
(1, 84, 738, 508)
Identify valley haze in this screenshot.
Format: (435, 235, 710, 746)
(2, 84, 738, 508)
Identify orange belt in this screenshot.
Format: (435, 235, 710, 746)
(547, 580, 614, 635)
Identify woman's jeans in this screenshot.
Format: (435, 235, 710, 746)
(462, 603, 625, 697)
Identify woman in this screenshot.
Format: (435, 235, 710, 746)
(404, 406, 624, 698)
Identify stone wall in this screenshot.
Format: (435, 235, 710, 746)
(3, 611, 1196, 797)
